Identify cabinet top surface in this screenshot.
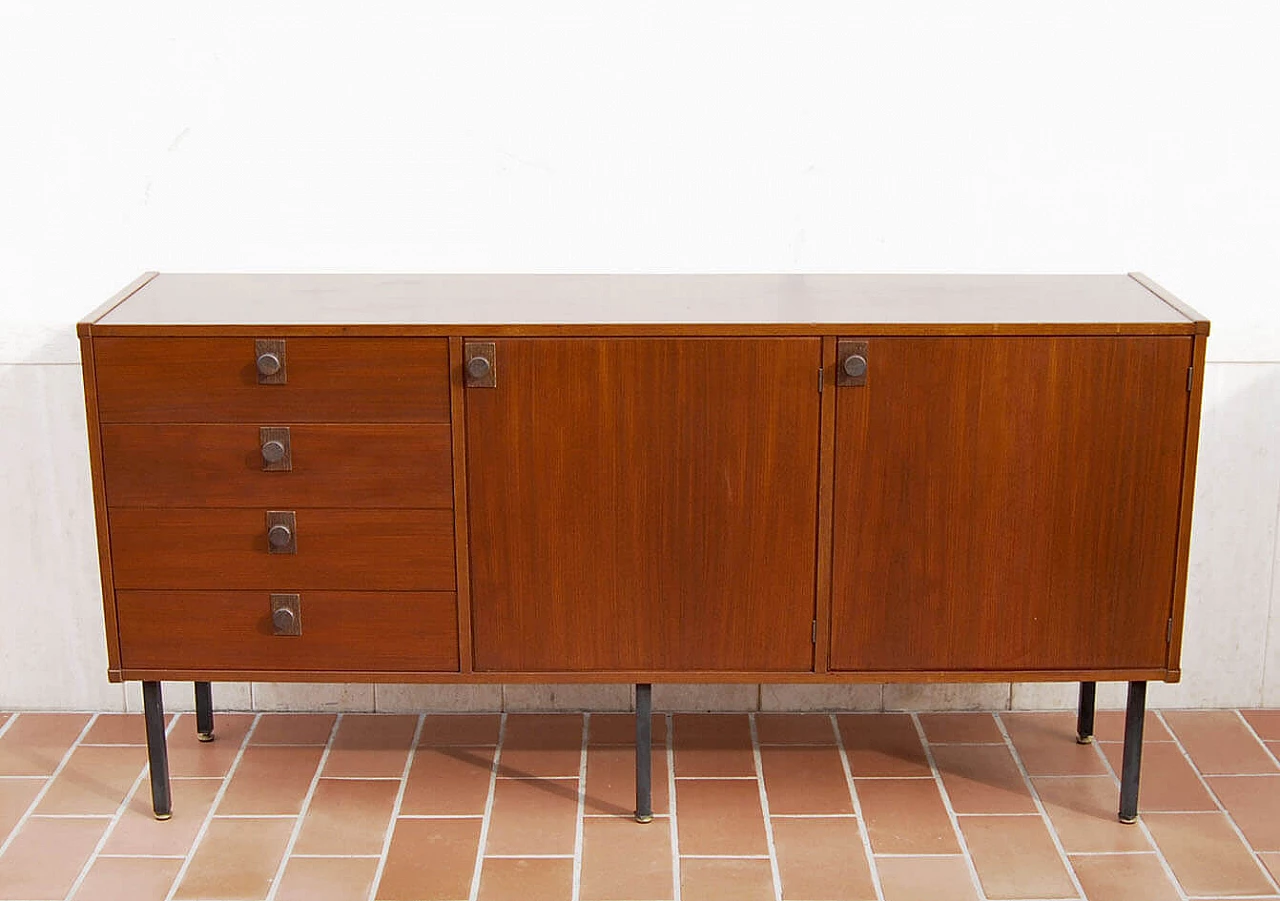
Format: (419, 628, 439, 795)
(90, 273, 1204, 333)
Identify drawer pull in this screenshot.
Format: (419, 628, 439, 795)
(836, 339, 869, 387)
(464, 342, 496, 388)
(843, 354, 868, 379)
(270, 593, 301, 636)
(266, 511, 297, 554)
(255, 339, 287, 384)
(259, 427, 292, 471)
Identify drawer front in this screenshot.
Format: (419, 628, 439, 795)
(117, 590, 459, 672)
(109, 508, 456, 590)
(102, 423, 454, 509)
(94, 337, 450, 422)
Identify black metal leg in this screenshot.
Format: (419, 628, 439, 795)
(1119, 681, 1147, 824)
(142, 681, 172, 820)
(635, 683, 653, 824)
(1076, 681, 1097, 744)
(194, 681, 214, 742)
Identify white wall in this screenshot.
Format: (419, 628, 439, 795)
(3, 1, 1278, 711)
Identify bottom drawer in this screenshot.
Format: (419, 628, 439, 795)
(117, 591, 459, 672)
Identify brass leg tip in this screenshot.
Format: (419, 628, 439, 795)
(197, 732, 215, 743)
(635, 813, 653, 824)
(154, 811, 173, 821)
(1118, 814, 1137, 825)
(1076, 734, 1094, 745)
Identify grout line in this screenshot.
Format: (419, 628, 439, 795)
(265, 713, 345, 901)
(164, 713, 262, 901)
(468, 711, 506, 901)
(571, 713, 588, 901)
(992, 712, 1088, 901)
(1155, 710, 1280, 896)
(831, 713, 886, 901)
(0, 713, 98, 860)
(366, 714, 426, 901)
(1232, 711, 1280, 772)
(909, 713, 989, 901)
(748, 714, 785, 901)
(64, 713, 183, 898)
(667, 712, 682, 901)
(0, 712, 19, 741)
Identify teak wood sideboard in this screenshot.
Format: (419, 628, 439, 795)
(78, 273, 1208, 824)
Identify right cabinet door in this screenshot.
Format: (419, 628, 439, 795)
(829, 336, 1193, 673)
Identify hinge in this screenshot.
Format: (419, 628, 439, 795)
(812, 620, 817, 643)
(1167, 618, 1174, 644)
(1187, 365, 1193, 392)
(818, 367, 824, 394)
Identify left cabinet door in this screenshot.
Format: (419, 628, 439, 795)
(465, 338, 822, 673)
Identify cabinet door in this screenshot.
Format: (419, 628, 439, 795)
(466, 338, 821, 672)
(830, 336, 1192, 673)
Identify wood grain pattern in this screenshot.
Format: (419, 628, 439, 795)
(109, 508, 456, 591)
(1129, 273, 1211, 334)
(77, 272, 158, 336)
(812, 338, 838, 673)
(100, 423, 453, 508)
(1166, 333, 1209, 673)
(448, 337, 475, 674)
(466, 338, 822, 672)
(78, 336, 121, 675)
(93, 337, 450, 422)
(829, 336, 1192, 673)
(116, 591, 458, 672)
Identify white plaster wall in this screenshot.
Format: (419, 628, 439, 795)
(2, 1, 1278, 711)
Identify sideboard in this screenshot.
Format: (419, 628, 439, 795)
(78, 273, 1208, 825)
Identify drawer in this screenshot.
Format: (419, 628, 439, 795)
(102, 423, 454, 509)
(109, 508, 456, 591)
(93, 337, 450, 422)
(117, 590, 459, 672)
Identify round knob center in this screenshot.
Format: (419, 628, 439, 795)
(843, 354, 868, 379)
(262, 440, 286, 463)
(272, 607, 296, 631)
(267, 523, 293, 548)
(256, 352, 282, 376)
(466, 356, 492, 380)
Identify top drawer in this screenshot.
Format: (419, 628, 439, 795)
(93, 337, 451, 422)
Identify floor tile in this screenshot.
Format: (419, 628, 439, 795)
(400, 745, 496, 816)
(1162, 709, 1279, 775)
(217, 745, 324, 815)
(580, 815, 674, 901)
(1144, 811, 1275, 897)
(173, 816, 295, 900)
(478, 857, 573, 901)
(0, 777, 44, 844)
(675, 779, 768, 856)
(959, 814, 1076, 899)
(759, 745, 853, 815)
(876, 855, 979, 901)
(1068, 853, 1181, 901)
(772, 816, 876, 900)
(1205, 774, 1280, 851)
(104, 777, 222, 856)
(931, 745, 1036, 814)
(0, 713, 91, 776)
(1261, 851, 1280, 884)
(1002, 712, 1110, 775)
(1100, 741, 1217, 811)
(376, 817, 480, 900)
(36, 744, 145, 815)
(293, 778, 399, 855)
(275, 856, 379, 901)
(1242, 709, 1280, 741)
(680, 858, 774, 901)
(82, 713, 165, 745)
(323, 715, 418, 778)
(498, 713, 583, 777)
(837, 713, 931, 777)
(418, 713, 502, 746)
(485, 777, 579, 856)
(672, 714, 755, 777)
(73, 856, 182, 901)
(588, 713, 668, 747)
(1093, 709, 1171, 742)
(856, 778, 960, 855)
(755, 713, 837, 745)
(167, 713, 254, 777)
(919, 712, 1003, 744)
(583, 746, 669, 816)
(0, 816, 107, 900)
(1033, 776, 1151, 853)
(249, 713, 336, 745)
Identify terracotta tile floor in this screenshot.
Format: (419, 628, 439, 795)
(0, 708, 1277, 900)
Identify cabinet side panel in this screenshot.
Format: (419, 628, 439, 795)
(1166, 333, 1208, 675)
(79, 335, 121, 677)
(830, 336, 1192, 673)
